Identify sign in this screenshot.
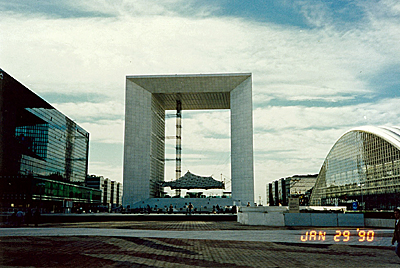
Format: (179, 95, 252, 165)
(288, 197, 299, 213)
(352, 201, 358, 210)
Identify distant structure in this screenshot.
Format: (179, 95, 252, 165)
(267, 174, 318, 206)
(86, 175, 123, 212)
(111, 180, 123, 210)
(0, 69, 101, 213)
(162, 170, 225, 190)
(310, 126, 400, 210)
(123, 73, 254, 206)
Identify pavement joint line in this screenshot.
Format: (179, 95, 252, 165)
(0, 227, 394, 248)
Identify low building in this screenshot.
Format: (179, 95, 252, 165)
(116, 182, 123, 207)
(267, 174, 317, 206)
(86, 175, 122, 212)
(285, 174, 318, 206)
(111, 181, 123, 208)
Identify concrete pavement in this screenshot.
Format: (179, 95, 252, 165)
(0, 226, 394, 246)
(1, 221, 399, 267)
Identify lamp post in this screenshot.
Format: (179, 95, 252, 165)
(358, 183, 364, 211)
(37, 182, 45, 213)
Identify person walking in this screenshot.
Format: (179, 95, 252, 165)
(188, 202, 193, 215)
(10, 209, 17, 227)
(26, 208, 32, 227)
(33, 208, 41, 227)
(392, 208, 400, 258)
(16, 209, 24, 227)
(168, 204, 173, 214)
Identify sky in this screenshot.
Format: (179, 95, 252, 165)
(1, 0, 400, 203)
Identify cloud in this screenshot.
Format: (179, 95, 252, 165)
(2, 0, 399, 110)
(52, 101, 124, 121)
(2, 0, 400, 203)
(80, 119, 124, 144)
(165, 110, 230, 154)
(0, 0, 115, 19)
(88, 161, 123, 182)
(254, 98, 400, 132)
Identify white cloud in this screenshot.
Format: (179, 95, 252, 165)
(254, 98, 400, 133)
(165, 110, 230, 153)
(81, 119, 124, 144)
(88, 161, 123, 183)
(2, 0, 400, 203)
(52, 101, 124, 121)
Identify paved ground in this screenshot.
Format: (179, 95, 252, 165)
(1, 221, 400, 267)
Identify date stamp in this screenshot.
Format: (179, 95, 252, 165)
(300, 229, 375, 242)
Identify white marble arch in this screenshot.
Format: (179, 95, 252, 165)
(123, 73, 254, 206)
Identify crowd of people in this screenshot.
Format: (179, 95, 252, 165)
(8, 208, 41, 227)
(123, 203, 237, 214)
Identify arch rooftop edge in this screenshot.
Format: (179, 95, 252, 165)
(125, 73, 252, 110)
(126, 73, 252, 94)
(327, 126, 400, 158)
(126, 72, 252, 79)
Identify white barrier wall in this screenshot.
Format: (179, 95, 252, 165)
(237, 206, 285, 226)
(365, 218, 395, 228)
(238, 207, 365, 227)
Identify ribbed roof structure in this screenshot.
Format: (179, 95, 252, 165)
(162, 171, 225, 190)
(310, 125, 400, 208)
(338, 126, 400, 151)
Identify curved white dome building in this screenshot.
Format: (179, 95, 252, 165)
(310, 126, 400, 210)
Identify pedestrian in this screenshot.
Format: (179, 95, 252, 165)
(392, 208, 400, 258)
(34, 208, 41, 227)
(188, 202, 193, 215)
(26, 208, 32, 227)
(231, 205, 237, 214)
(16, 209, 24, 227)
(10, 209, 17, 227)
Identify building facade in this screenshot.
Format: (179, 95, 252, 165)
(123, 73, 254, 206)
(267, 174, 317, 206)
(86, 175, 123, 211)
(86, 175, 106, 204)
(116, 182, 123, 207)
(0, 69, 101, 212)
(310, 126, 400, 210)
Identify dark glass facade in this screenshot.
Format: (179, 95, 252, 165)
(0, 69, 100, 212)
(310, 126, 400, 210)
(14, 107, 89, 183)
(31, 177, 102, 204)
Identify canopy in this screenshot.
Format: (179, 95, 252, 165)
(162, 171, 224, 190)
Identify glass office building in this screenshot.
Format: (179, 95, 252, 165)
(310, 126, 400, 210)
(267, 174, 317, 206)
(14, 107, 89, 183)
(0, 69, 100, 212)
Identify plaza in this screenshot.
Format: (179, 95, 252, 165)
(0, 220, 398, 267)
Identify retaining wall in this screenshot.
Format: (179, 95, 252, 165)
(365, 218, 395, 228)
(238, 207, 365, 227)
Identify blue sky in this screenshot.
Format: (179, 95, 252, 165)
(1, 0, 400, 202)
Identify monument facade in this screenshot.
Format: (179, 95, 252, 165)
(123, 73, 254, 206)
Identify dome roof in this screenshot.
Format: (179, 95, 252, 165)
(330, 126, 400, 155)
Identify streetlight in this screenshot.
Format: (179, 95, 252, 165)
(37, 182, 45, 213)
(358, 183, 364, 211)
